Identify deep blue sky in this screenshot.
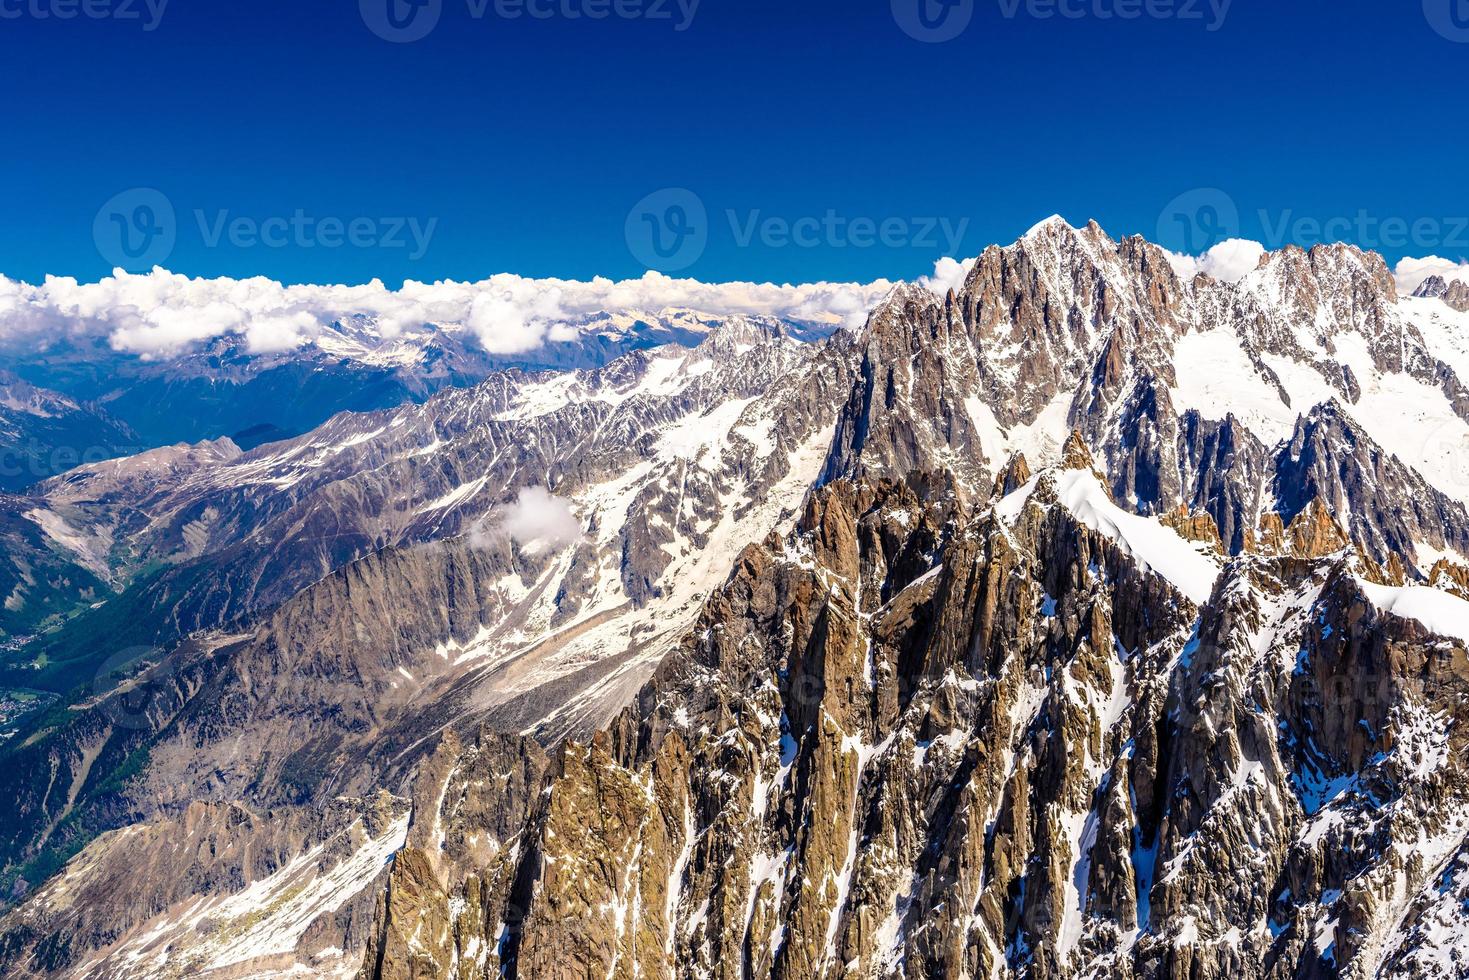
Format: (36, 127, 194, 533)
(2, 0, 1466, 286)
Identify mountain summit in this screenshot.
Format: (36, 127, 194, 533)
(1, 222, 1467, 980)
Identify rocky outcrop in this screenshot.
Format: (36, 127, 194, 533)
(1431, 559, 1469, 600)
(1270, 402, 1469, 568)
(1415, 274, 1469, 312)
(350, 459, 1469, 980)
(1159, 503, 1223, 552)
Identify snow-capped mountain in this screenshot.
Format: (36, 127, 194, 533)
(826, 217, 1469, 568)
(2, 220, 1469, 980)
(0, 372, 136, 493)
(0, 308, 834, 479)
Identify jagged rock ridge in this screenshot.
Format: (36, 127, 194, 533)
(4, 222, 1469, 979)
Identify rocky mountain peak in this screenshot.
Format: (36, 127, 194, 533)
(1060, 429, 1096, 470)
(1416, 274, 1451, 299)
(1415, 274, 1469, 312)
(992, 452, 1032, 497)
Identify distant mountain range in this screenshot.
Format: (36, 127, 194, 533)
(1, 222, 1468, 979)
(0, 308, 839, 491)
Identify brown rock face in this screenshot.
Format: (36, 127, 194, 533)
(352, 466, 1469, 980)
(1159, 504, 1223, 552)
(1432, 559, 1469, 600)
(1284, 497, 1351, 558)
(993, 453, 1033, 498)
(1415, 274, 1469, 312)
(1060, 431, 1095, 471)
(1250, 497, 1349, 560)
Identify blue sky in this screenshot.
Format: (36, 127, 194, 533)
(1, 0, 1466, 286)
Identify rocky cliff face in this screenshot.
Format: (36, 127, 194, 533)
(349, 452, 1469, 980)
(4, 222, 1469, 980)
(824, 220, 1469, 576)
(1414, 275, 1469, 313)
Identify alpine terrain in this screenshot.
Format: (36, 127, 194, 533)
(1, 219, 1468, 980)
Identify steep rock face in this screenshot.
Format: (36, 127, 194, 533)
(1414, 274, 1469, 313)
(358, 729, 550, 980)
(1174, 411, 1270, 555)
(822, 221, 1469, 578)
(0, 793, 409, 979)
(1270, 401, 1469, 565)
(352, 461, 1469, 980)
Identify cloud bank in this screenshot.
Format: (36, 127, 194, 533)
(1393, 256, 1469, 296)
(4, 241, 1458, 365)
(0, 268, 898, 360)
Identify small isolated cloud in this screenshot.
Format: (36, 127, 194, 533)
(1163, 239, 1267, 284)
(0, 268, 897, 360)
(477, 487, 583, 554)
(919, 255, 978, 296)
(1393, 255, 1469, 296)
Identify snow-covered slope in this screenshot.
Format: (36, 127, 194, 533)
(826, 219, 1469, 570)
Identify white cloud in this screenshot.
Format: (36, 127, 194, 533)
(919, 255, 978, 296)
(1163, 238, 1267, 284)
(477, 487, 583, 554)
(1393, 255, 1469, 296)
(0, 267, 898, 360)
